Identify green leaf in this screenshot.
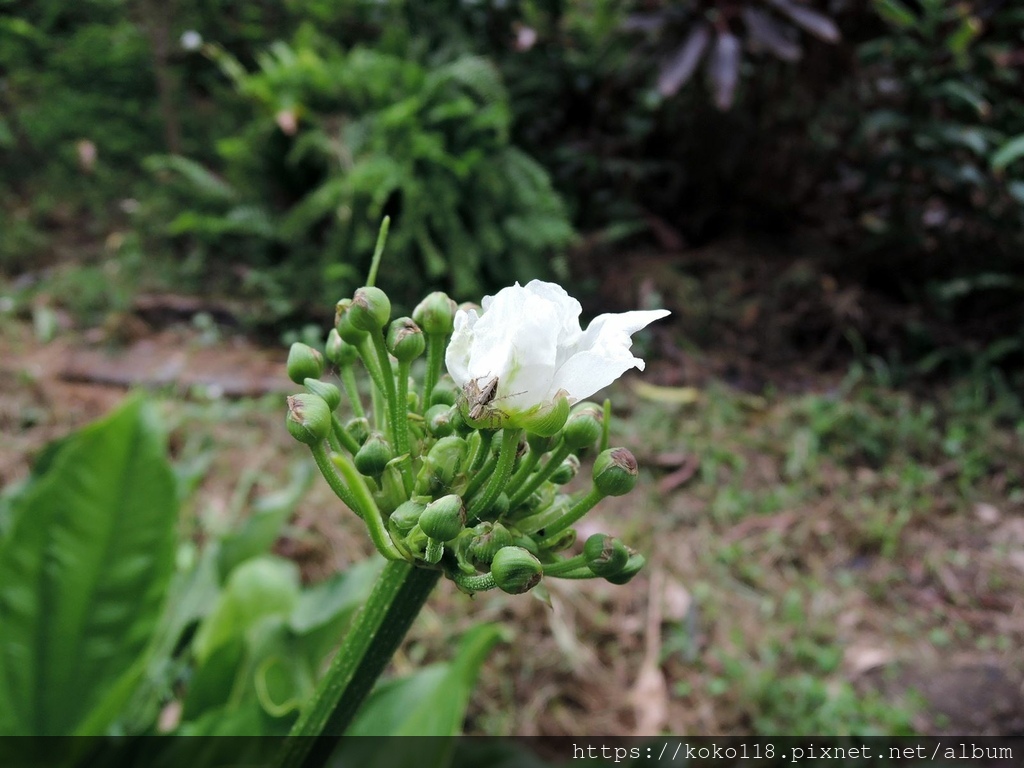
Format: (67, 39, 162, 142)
(192, 556, 300, 664)
(872, 0, 917, 29)
(0, 396, 177, 735)
(346, 623, 504, 736)
(217, 460, 314, 579)
(992, 134, 1024, 173)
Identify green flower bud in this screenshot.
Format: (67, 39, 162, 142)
(430, 377, 460, 407)
(542, 527, 577, 552)
(386, 316, 425, 361)
(334, 299, 368, 345)
(549, 454, 581, 485)
(415, 435, 469, 495)
(464, 522, 513, 567)
(562, 403, 603, 450)
(377, 457, 408, 515)
(419, 494, 466, 542)
(345, 416, 370, 446)
(583, 534, 630, 577)
(354, 432, 393, 476)
(389, 499, 426, 535)
(412, 291, 458, 336)
(604, 552, 646, 585)
(425, 404, 455, 437)
(349, 286, 391, 331)
(304, 378, 341, 412)
(325, 328, 359, 367)
(490, 546, 543, 594)
(593, 448, 638, 496)
(515, 394, 570, 437)
(286, 394, 331, 445)
(287, 343, 324, 385)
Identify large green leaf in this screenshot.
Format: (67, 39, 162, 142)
(0, 395, 178, 735)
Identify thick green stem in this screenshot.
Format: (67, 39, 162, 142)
(277, 559, 439, 768)
(421, 334, 445, 413)
(469, 429, 522, 519)
(331, 453, 405, 561)
(508, 439, 572, 509)
(468, 429, 493, 472)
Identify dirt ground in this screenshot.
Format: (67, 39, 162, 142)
(1, 270, 1022, 737)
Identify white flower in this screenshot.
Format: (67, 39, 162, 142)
(180, 30, 203, 51)
(445, 280, 669, 430)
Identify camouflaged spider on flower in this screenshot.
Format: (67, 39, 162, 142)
(445, 280, 670, 432)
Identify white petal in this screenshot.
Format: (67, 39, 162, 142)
(550, 309, 670, 401)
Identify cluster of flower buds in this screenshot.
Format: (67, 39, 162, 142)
(286, 276, 668, 596)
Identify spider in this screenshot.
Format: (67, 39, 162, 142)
(461, 375, 522, 426)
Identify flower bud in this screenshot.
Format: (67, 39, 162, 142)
(415, 435, 469, 495)
(304, 378, 341, 412)
(386, 317, 425, 361)
(334, 299, 368, 345)
(583, 534, 630, 577)
(354, 432, 393, 476)
(562, 403, 603, 450)
(286, 393, 331, 445)
(389, 499, 426, 535)
(604, 552, 646, 585)
(425, 404, 455, 437)
(430, 377, 460, 407)
(543, 527, 576, 552)
(517, 394, 570, 437)
(349, 286, 391, 331)
(464, 522, 513, 567)
(490, 546, 543, 594)
(412, 291, 458, 336)
(345, 416, 370, 446)
(419, 494, 466, 542)
(325, 328, 359, 367)
(287, 343, 324, 385)
(549, 454, 581, 485)
(593, 448, 638, 497)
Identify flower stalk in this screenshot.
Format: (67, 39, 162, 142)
(284, 252, 667, 763)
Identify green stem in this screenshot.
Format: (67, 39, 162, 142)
(369, 328, 402, 453)
(469, 429, 522, 519)
(331, 415, 361, 455)
(309, 443, 361, 517)
(395, 360, 412, 461)
(463, 450, 498, 500)
(331, 453, 405, 561)
(365, 216, 390, 288)
(508, 439, 572, 509)
(544, 566, 596, 580)
(276, 559, 439, 768)
(542, 554, 589, 577)
(340, 366, 365, 418)
(601, 398, 612, 452)
(505, 445, 541, 499)
(449, 571, 496, 592)
(421, 334, 445, 413)
(468, 430, 494, 472)
(536, 486, 604, 545)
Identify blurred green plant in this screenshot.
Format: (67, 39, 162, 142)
(0, 395, 499, 742)
(141, 28, 573, 317)
(817, 0, 1024, 287)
